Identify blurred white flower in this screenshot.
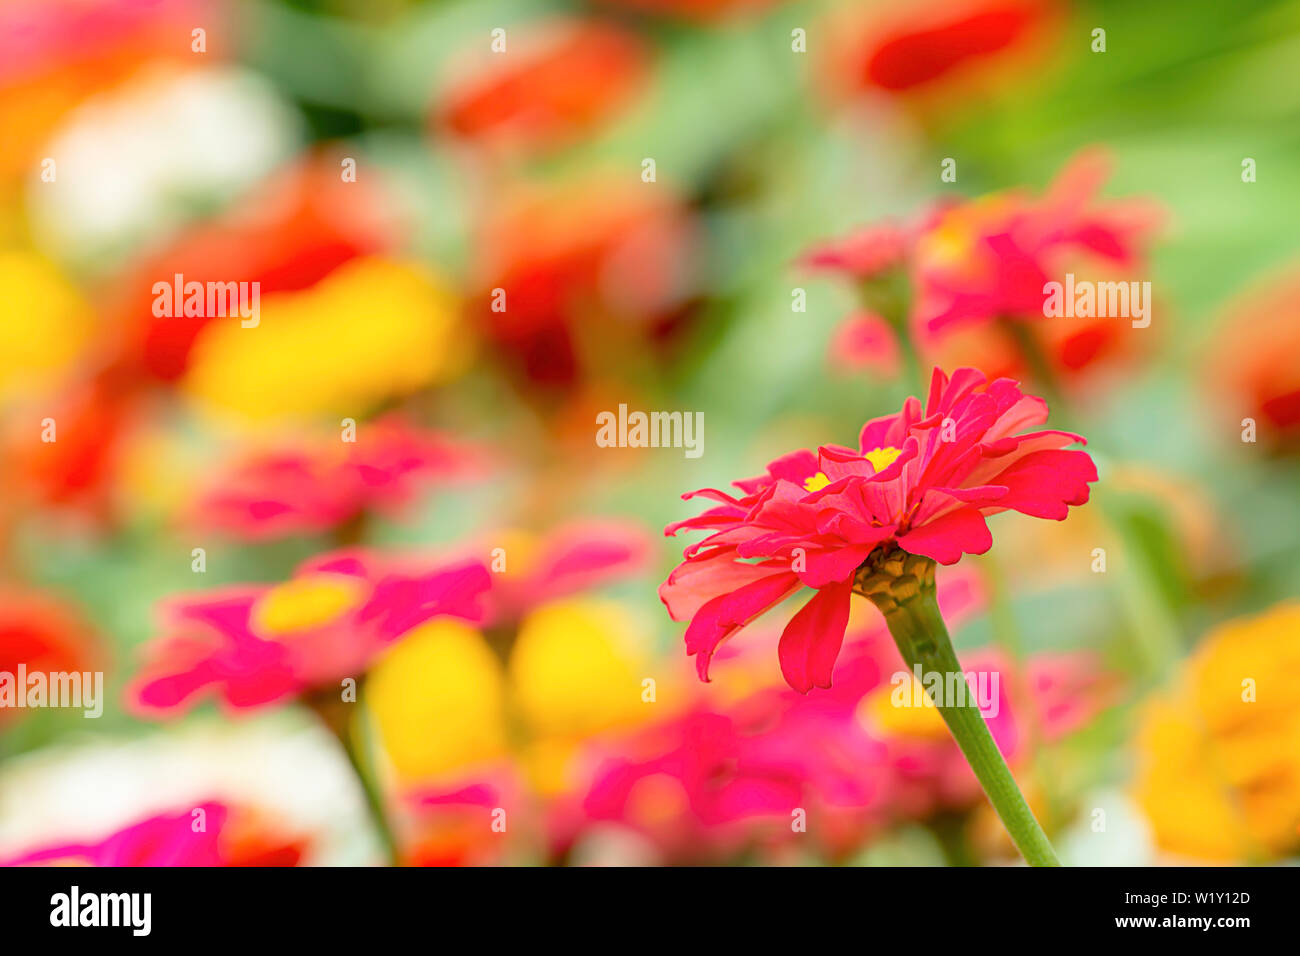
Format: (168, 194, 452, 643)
(1057, 788, 1156, 866)
(0, 712, 375, 865)
(27, 64, 300, 272)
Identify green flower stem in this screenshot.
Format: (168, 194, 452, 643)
(305, 690, 402, 866)
(861, 272, 923, 395)
(998, 316, 1073, 433)
(856, 549, 1061, 867)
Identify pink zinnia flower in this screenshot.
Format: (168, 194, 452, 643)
(128, 551, 490, 716)
(800, 222, 911, 282)
(801, 151, 1161, 387)
(577, 710, 837, 855)
(660, 366, 1096, 692)
(196, 417, 480, 541)
(914, 148, 1160, 334)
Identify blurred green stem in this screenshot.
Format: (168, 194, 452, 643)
(305, 689, 401, 866)
(980, 554, 1064, 831)
(1001, 317, 1067, 424)
(861, 272, 923, 395)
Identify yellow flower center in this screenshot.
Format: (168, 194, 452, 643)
(803, 471, 831, 493)
(252, 574, 362, 635)
(803, 446, 901, 493)
(865, 445, 903, 473)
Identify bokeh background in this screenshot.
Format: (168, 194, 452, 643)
(2, 0, 1299, 866)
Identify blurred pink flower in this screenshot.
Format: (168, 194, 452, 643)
(661, 366, 1096, 691)
(0, 802, 304, 867)
(128, 551, 490, 716)
(568, 570, 1110, 860)
(404, 768, 523, 866)
(486, 519, 652, 623)
(803, 151, 1161, 385)
(573, 709, 851, 859)
(827, 312, 901, 375)
(195, 417, 481, 541)
(914, 148, 1160, 334)
(801, 222, 910, 281)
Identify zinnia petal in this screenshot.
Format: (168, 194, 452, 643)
(777, 578, 854, 693)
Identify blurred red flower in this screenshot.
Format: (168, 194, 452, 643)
(437, 20, 650, 154)
(470, 173, 697, 387)
(102, 155, 397, 383)
(0, 587, 98, 725)
(484, 519, 652, 624)
(823, 0, 1060, 106)
(564, 571, 1110, 862)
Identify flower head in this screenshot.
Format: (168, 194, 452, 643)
(660, 366, 1096, 691)
(914, 148, 1159, 334)
(129, 551, 490, 716)
(471, 172, 697, 387)
(196, 417, 482, 541)
(800, 222, 911, 282)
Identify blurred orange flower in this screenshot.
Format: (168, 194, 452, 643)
(436, 20, 650, 155)
(1211, 264, 1300, 449)
(1133, 603, 1300, 861)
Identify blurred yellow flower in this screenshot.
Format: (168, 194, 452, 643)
(182, 258, 468, 421)
(367, 620, 508, 783)
(510, 599, 649, 740)
(1133, 602, 1300, 861)
(0, 250, 92, 402)
(510, 599, 653, 794)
